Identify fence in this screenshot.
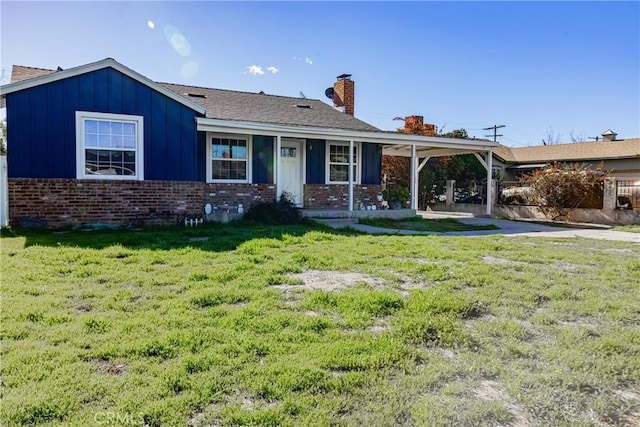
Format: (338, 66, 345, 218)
(616, 180, 640, 211)
(497, 180, 604, 209)
(429, 178, 639, 225)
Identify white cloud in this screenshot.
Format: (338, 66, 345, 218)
(147, 21, 155, 29)
(293, 56, 313, 65)
(267, 66, 279, 74)
(246, 65, 264, 75)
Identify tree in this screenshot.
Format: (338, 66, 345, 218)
(523, 162, 607, 220)
(541, 126, 562, 145)
(0, 119, 6, 155)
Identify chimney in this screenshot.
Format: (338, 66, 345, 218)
(601, 129, 617, 142)
(333, 74, 354, 116)
(404, 115, 437, 135)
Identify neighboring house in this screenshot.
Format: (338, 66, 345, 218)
(0, 58, 497, 227)
(493, 132, 640, 181)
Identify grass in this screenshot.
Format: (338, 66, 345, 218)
(2, 222, 639, 426)
(613, 224, 640, 233)
(358, 216, 499, 232)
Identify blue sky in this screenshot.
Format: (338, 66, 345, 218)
(2, 1, 639, 146)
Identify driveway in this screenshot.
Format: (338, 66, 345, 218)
(314, 212, 640, 243)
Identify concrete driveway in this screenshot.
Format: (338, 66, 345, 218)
(314, 212, 640, 243)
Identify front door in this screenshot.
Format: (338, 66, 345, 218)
(280, 140, 303, 207)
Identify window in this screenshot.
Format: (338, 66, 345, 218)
(210, 137, 249, 182)
(281, 147, 297, 158)
(328, 143, 358, 183)
(76, 111, 144, 180)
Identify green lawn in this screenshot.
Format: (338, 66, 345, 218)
(2, 223, 639, 426)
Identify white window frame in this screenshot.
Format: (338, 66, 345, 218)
(75, 111, 144, 180)
(206, 133, 252, 184)
(325, 141, 361, 184)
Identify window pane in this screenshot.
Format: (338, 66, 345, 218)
(231, 145, 246, 159)
(110, 151, 124, 162)
(85, 133, 98, 147)
(85, 120, 98, 134)
(123, 122, 136, 136)
(98, 121, 111, 134)
(111, 135, 123, 148)
(110, 122, 123, 136)
(212, 160, 226, 179)
(330, 164, 348, 182)
(98, 135, 111, 148)
(123, 136, 136, 149)
(281, 147, 296, 157)
(212, 159, 246, 180)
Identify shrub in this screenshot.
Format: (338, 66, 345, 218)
(523, 162, 607, 220)
(243, 194, 303, 225)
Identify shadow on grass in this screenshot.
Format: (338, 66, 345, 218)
(3, 220, 362, 253)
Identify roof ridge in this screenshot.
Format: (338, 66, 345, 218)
(159, 82, 322, 102)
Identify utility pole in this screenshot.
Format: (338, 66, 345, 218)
(483, 124, 505, 142)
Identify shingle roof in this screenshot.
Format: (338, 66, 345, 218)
(10, 65, 56, 83)
(160, 82, 379, 132)
(494, 139, 640, 163)
(9, 65, 379, 132)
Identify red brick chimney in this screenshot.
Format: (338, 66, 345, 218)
(333, 74, 354, 116)
(404, 115, 437, 135)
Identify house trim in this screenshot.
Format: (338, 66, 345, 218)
(196, 118, 497, 153)
(205, 132, 252, 184)
(75, 111, 145, 181)
(0, 58, 207, 115)
(325, 140, 362, 185)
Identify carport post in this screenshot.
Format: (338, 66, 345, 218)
(348, 140, 354, 211)
(486, 149, 493, 216)
(410, 144, 417, 210)
(275, 135, 282, 200)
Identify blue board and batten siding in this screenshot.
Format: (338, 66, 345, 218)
(361, 142, 382, 185)
(252, 136, 275, 184)
(305, 140, 381, 185)
(6, 67, 202, 180)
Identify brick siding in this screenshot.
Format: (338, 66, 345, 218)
(304, 184, 382, 209)
(8, 179, 276, 228)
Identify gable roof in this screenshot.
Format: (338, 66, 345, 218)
(494, 139, 640, 163)
(160, 82, 379, 132)
(1, 58, 206, 115)
(4, 60, 378, 132)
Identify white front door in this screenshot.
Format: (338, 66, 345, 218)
(280, 140, 303, 206)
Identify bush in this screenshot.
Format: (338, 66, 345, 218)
(523, 162, 607, 220)
(242, 194, 303, 225)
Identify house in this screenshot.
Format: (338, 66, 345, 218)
(0, 58, 497, 228)
(492, 132, 640, 181)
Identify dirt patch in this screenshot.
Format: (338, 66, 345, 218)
(277, 270, 386, 293)
(369, 318, 391, 335)
(474, 379, 531, 427)
(94, 359, 126, 376)
(278, 269, 435, 298)
(481, 256, 528, 267)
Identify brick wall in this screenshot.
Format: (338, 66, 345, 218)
(8, 179, 275, 228)
(304, 184, 382, 209)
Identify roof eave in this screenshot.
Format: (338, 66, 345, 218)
(196, 117, 497, 150)
(0, 58, 207, 115)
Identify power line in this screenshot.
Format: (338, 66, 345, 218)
(482, 124, 506, 142)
